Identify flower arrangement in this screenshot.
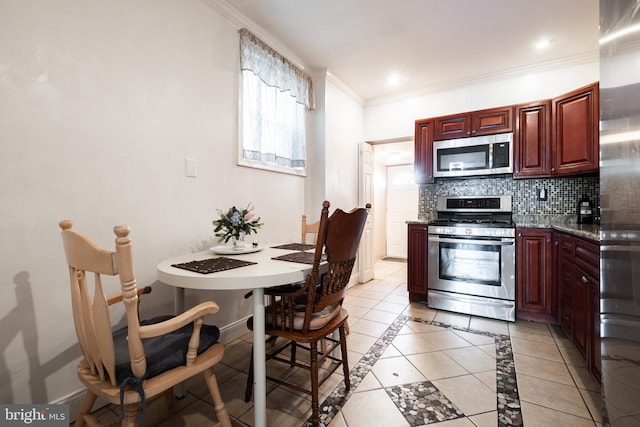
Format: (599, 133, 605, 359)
(212, 204, 263, 244)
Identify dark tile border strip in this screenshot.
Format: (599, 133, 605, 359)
(305, 315, 523, 427)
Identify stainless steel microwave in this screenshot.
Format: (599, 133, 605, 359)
(433, 133, 513, 178)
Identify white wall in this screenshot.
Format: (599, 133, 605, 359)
(0, 0, 313, 406)
(364, 61, 600, 141)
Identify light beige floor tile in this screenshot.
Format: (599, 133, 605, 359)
(342, 304, 371, 319)
(345, 331, 379, 354)
(156, 397, 228, 427)
(432, 374, 496, 416)
(343, 295, 379, 309)
(392, 332, 440, 355)
(510, 337, 563, 362)
(373, 300, 408, 314)
(468, 317, 509, 335)
(354, 371, 383, 392)
(508, 328, 556, 344)
(509, 320, 550, 335)
(208, 371, 272, 420)
(521, 401, 595, 427)
(567, 363, 601, 392)
(580, 387, 603, 423)
(421, 330, 474, 350)
(512, 352, 574, 386)
(406, 351, 469, 380)
(403, 302, 437, 320)
(355, 289, 391, 301)
(327, 411, 347, 427)
(473, 370, 497, 392)
(221, 339, 253, 371)
(348, 318, 390, 338)
(340, 388, 410, 427)
(381, 344, 403, 358)
(384, 294, 413, 305)
(434, 417, 478, 426)
(404, 319, 449, 333)
(476, 343, 497, 359)
(445, 346, 496, 373)
(451, 329, 495, 346)
(361, 308, 400, 324)
(239, 387, 311, 426)
(468, 411, 497, 427)
(517, 373, 592, 418)
(433, 311, 471, 329)
(559, 344, 587, 367)
(371, 355, 427, 387)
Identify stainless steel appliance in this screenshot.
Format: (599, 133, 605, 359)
(427, 195, 516, 322)
(433, 133, 513, 179)
(600, 1, 640, 424)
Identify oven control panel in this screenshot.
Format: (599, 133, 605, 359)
(428, 225, 515, 238)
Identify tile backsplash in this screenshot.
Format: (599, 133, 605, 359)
(418, 175, 599, 223)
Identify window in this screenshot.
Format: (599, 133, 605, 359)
(238, 28, 315, 175)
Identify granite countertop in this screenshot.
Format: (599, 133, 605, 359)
(407, 216, 601, 242)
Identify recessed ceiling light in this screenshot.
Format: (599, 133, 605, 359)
(535, 38, 553, 50)
(387, 72, 401, 86)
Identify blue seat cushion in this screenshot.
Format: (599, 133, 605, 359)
(112, 315, 220, 383)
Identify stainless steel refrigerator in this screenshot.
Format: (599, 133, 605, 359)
(599, 1, 640, 425)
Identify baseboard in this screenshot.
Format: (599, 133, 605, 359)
(219, 315, 252, 344)
(52, 388, 110, 424)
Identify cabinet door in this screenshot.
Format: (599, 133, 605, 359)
(434, 113, 470, 140)
(407, 224, 428, 302)
(516, 228, 554, 321)
(552, 82, 599, 176)
(473, 106, 514, 136)
(514, 100, 552, 178)
(572, 271, 590, 360)
(414, 119, 434, 184)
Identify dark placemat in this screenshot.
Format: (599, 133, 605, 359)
(272, 251, 326, 265)
(271, 243, 316, 251)
(171, 257, 257, 274)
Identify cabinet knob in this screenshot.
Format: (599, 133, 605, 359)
(551, 167, 556, 173)
(582, 276, 589, 283)
(518, 233, 522, 237)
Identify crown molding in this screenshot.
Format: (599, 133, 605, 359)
(200, 0, 309, 71)
(365, 50, 600, 107)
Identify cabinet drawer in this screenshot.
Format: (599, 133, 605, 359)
(574, 238, 599, 278)
(557, 234, 575, 259)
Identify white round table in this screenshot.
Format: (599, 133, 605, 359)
(157, 245, 315, 427)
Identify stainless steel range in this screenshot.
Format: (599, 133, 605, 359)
(427, 195, 516, 322)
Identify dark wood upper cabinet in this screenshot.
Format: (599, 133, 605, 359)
(434, 106, 514, 140)
(552, 82, 599, 176)
(414, 119, 434, 184)
(514, 100, 552, 178)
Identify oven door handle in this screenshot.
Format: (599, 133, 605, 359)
(428, 236, 515, 246)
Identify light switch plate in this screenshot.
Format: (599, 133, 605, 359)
(185, 158, 197, 178)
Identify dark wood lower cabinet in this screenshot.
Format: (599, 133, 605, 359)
(516, 228, 555, 322)
(407, 223, 428, 302)
(554, 231, 601, 384)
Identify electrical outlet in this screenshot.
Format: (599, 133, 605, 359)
(537, 188, 547, 201)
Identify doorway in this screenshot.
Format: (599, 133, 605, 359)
(386, 165, 418, 259)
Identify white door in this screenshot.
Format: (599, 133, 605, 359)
(358, 142, 374, 282)
(386, 165, 418, 259)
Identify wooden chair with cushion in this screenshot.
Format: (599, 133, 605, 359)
(59, 220, 231, 427)
(244, 201, 369, 427)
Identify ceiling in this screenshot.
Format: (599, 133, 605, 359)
(225, 0, 600, 103)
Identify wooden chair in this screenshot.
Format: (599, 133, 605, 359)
(301, 214, 320, 244)
(59, 220, 231, 427)
(244, 201, 369, 427)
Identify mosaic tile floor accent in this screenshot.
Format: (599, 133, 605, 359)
(386, 380, 465, 425)
(306, 315, 523, 427)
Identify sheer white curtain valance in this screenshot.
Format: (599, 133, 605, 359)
(239, 28, 315, 110)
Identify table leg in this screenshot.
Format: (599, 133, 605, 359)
(174, 287, 186, 398)
(252, 287, 266, 427)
